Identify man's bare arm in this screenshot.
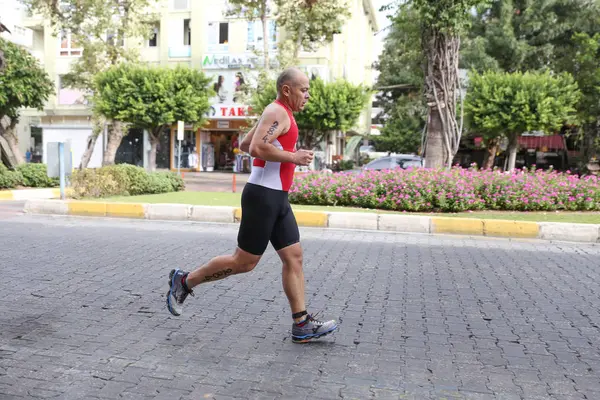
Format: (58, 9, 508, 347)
(248, 106, 296, 164)
(239, 118, 261, 153)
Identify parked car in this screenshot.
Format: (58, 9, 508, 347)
(362, 155, 424, 171)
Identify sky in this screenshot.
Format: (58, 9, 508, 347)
(372, 0, 394, 59)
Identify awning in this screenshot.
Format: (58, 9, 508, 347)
(473, 135, 565, 150)
(518, 135, 565, 150)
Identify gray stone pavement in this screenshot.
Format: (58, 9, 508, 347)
(0, 201, 25, 221)
(1, 215, 600, 400)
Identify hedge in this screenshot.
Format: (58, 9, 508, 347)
(69, 164, 185, 198)
(289, 166, 600, 212)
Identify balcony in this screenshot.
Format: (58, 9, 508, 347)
(168, 45, 191, 58)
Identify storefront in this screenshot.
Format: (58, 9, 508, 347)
(167, 105, 254, 173)
(165, 54, 266, 173)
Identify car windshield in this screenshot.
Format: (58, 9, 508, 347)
(399, 160, 422, 169)
(367, 158, 390, 169)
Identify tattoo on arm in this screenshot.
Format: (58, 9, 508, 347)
(262, 121, 279, 144)
(202, 268, 234, 283)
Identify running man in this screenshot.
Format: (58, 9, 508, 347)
(166, 67, 338, 343)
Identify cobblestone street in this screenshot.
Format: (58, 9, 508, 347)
(1, 215, 599, 399)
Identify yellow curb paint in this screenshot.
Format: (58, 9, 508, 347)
(51, 189, 61, 198)
(294, 211, 328, 227)
(0, 191, 14, 200)
(431, 217, 484, 236)
(68, 201, 107, 216)
(106, 203, 145, 219)
(483, 219, 539, 238)
(234, 208, 242, 221)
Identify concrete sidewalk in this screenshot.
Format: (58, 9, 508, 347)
(23, 199, 600, 244)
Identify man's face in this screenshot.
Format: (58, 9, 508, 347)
(284, 74, 310, 112)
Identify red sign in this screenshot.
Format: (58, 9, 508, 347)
(208, 104, 255, 119)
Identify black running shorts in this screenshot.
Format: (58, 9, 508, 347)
(237, 182, 300, 256)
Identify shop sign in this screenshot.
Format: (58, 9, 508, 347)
(202, 54, 259, 69)
(206, 104, 254, 119)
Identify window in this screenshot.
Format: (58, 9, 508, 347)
(59, 31, 81, 56)
(172, 0, 189, 10)
(219, 22, 229, 44)
(207, 22, 229, 51)
(106, 31, 124, 47)
(366, 157, 391, 170)
(246, 20, 277, 51)
(397, 160, 422, 169)
(183, 19, 191, 45)
(149, 27, 158, 47)
(58, 75, 87, 105)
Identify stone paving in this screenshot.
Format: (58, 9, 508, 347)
(1, 215, 600, 399)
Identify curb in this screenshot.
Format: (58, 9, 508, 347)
(0, 188, 60, 201)
(22, 199, 600, 244)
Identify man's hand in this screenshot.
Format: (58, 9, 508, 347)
(292, 149, 314, 166)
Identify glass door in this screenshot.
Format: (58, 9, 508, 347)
(172, 129, 197, 170)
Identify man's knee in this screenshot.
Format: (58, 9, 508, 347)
(233, 248, 260, 274)
(278, 243, 303, 269)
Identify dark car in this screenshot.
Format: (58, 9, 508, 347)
(362, 155, 424, 171)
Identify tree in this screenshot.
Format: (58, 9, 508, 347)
(560, 33, 600, 167)
(0, 37, 53, 165)
(251, 76, 370, 149)
(413, 0, 488, 168)
(275, 0, 351, 62)
(23, 0, 158, 168)
(373, 94, 425, 154)
(464, 70, 580, 171)
(92, 64, 212, 171)
(461, 0, 596, 73)
(373, 2, 426, 156)
(461, 0, 600, 169)
(227, 0, 272, 70)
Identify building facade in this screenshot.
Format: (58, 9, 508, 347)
(7, 0, 377, 172)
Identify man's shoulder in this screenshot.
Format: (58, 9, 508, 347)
(262, 102, 290, 123)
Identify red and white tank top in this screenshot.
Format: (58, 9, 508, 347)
(247, 100, 298, 192)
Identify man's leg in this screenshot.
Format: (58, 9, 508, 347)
(186, 247, 261, 287)
(166, 183, 275, 317)
(277, 242, 306, 320)
(271, 202, 338, 343)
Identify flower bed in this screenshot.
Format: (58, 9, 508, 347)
(288, 167, 600, 212)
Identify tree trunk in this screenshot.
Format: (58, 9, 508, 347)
(261, 12, 269, 70)
(0, 116, 25, 165)
(79, 115, 105, 170)
(423, 108, 445, 168)
(483, 138, 499, 169)
(582, 120, 600, 168)
(148, 127, 163, 172)
(421, 28, 462, 169)
(293, 24, 306, 61)
(102, 120, 125, 166)
(507, 133, 518, 172)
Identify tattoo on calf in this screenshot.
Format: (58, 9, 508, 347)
(202, 268, 234, 283)
(262, 121, 279, 143)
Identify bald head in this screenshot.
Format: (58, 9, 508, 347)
(275, 67, 310, 112)
(276, 67, 306, 94)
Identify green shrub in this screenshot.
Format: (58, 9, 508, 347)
(69, 164, 185, 198)
(0, 163, 23, 189)
(156, 171, 185, 192)
(70, 168, 121, 198)
(15, 163, 59, 187)
(0, 169, 23, 189)
(146, 173, 173, 194)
